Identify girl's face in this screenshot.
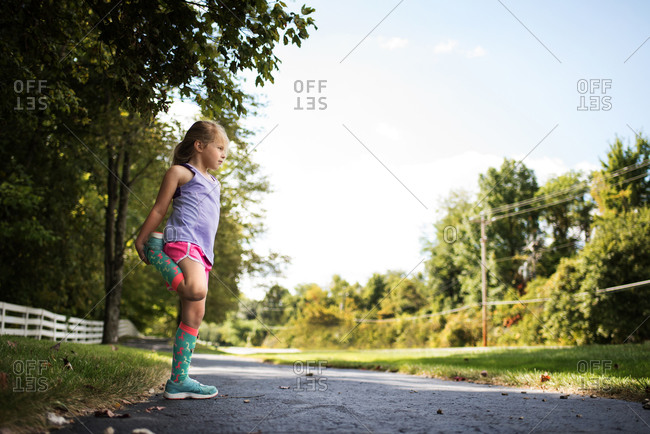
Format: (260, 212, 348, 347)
(202, 140, 228, 171)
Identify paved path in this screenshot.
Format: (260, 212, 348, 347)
(61, 354, 649, 433)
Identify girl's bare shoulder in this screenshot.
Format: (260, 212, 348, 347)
(167, 164, 195, 186)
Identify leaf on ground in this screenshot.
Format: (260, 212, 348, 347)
(305, 372, 313, 376)
(279, 386, 290, 389)
(145, 406, 165, 413)
(436, 409, 443, 414)
(132, 429, 155, 434)
(63, 358, 73, 370)
(47, 412, 69, 426)
(120, 399, 133, 405)
(480, 370, 488, 377)
(243, 399, 250, 403)
(7, 341, 17, 349)
(541, 372, 551, 382)
(453, 376, 466, 381)
(94, 409, 130, 418)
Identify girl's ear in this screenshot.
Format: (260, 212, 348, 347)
(194, 140, 204, 153)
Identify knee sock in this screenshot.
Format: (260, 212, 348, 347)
(145, 232, 184, 291)
(171, 322, 198, 383)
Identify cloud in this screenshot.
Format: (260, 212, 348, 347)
(433, 39, 458, 54)
(379, 36, 408, 50)
(465, 45, 486, 58)
(433, 40, 487, 58)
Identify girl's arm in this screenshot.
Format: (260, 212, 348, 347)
(135, 166, 185, 263)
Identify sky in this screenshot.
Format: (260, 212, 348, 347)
(165, 0, 650, 300)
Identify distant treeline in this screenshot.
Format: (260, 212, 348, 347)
(200, 135, 650, 348)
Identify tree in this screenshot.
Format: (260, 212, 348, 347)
(592, 135, 650, 214)
(0, 0, 316, 342)
(478, 159, 539, 292)
(260, 284, 290, 325)
(535, 171, 594, 276)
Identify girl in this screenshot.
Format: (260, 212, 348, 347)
(135, 120, 228, 399)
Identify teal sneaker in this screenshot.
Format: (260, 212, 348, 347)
(163, 377, 218, 400)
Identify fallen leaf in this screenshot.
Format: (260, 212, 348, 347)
(541, 372, 551, 382)
(613, 363, 619, 370)
(480, 370, 488, 377)
(279, 386, 290, 389)
(410, 390, 418, 393)
(542, 398, 547, 402)
(132, 429, 155, 434)
(102, 427, 115, 434)
(63, 358, 73, 370)
(6, 341, 17, 349)
(120, 399, 133, 405)
(453, 376, 466, 382)
(305, 372, 313, 377)
(436, 409, 443, 414)
(47, 412, 68, 426)
(521, 391, 527, 394)
(576, 414, 582, 418)
(243, 400, 250, 403)
(560, 395, 569, 399)
(94, 409, 130, 418)
(643, 402, 650, 410)
(148, 388, 155, 394)
(519, 416, 524, 420)
(145, 406, 165, 413)
(502, 393, 509, 396)
(590, 394, 597, 399)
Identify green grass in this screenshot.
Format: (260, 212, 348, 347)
(252, 343, 650, 402)
(0, 336, 170, 432)
(193, 342, 228, 355)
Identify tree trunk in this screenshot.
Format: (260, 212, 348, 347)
(102, 146, 130, 343)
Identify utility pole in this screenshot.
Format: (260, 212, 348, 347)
(480, 212, 488, 347)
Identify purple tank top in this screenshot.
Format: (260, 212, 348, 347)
(163, 163, 221, 265)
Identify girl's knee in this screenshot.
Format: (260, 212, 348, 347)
(181, 283, 207, 302)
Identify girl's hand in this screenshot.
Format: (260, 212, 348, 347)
(135, 238, 149, 264)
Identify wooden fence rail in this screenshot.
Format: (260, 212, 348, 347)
(0, 301, 139, 344)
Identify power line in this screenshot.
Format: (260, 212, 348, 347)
(473, 158, 650, 219)
(353, 278, 650, 323)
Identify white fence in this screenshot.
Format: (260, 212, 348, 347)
(0, 301, 140, 344)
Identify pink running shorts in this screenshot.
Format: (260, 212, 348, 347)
(163, 241, 212, 291)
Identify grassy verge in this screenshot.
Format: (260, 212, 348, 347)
(0, 336, 170, 433)
(193, 342, 227, 355)
(253, 343, 650, 402)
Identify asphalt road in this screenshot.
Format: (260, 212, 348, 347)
(60, 353, 650, 433)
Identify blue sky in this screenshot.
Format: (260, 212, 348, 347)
(167, 0, 650, 299)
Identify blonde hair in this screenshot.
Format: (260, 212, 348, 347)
(172, 120, 229, 166)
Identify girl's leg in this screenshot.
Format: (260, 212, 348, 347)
(164, 258, 217, 399)
(144, 233, 184, 291)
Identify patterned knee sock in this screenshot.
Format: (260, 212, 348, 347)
(171, 322, 198, 383)
(145, 233, 184, 291)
